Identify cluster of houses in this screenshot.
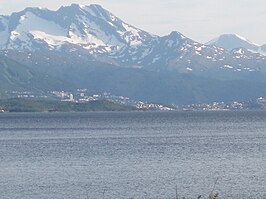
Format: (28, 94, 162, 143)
(49, 90, 175, 111)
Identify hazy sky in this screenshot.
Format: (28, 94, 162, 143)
(0, 0, 265, 44)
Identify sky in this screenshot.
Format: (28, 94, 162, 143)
(0, 0, 266, 44)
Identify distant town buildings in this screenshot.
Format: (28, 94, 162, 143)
(5, 91, 48, 99)
(258, 97, 266, 103)
(257, 97, 266, 108)
(180, 101, 247, 111)
(48, 89, 174, 111)
(3, 90, 266, 111)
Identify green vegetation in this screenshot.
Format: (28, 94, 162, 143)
(0, 98, 136, 112)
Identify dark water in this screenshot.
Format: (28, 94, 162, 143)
(0, 111, 265, 199)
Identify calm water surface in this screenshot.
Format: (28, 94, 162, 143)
(0, 111, 265, 199)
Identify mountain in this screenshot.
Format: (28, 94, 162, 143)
(0, 4, 153, 53)
(206, 34, 266, 55)
(1, 4, 266, 104)
(1, 4, 266, 74)
(206, 34, 259, 51)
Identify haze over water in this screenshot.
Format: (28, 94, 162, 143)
(0, 111, 265, 198)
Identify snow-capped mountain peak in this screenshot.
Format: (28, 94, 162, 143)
(0, 4, 153, 52)
(206, 34, 259, 51)
(207, 33, 266, 56)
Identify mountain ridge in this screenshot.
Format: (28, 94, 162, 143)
(1, 4, 266, 76)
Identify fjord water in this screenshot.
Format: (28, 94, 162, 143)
(0, 111, 265, 199)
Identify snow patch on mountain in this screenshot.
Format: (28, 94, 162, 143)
(224, 64, 233, 69)
(20, 12, 65, 36)
(7, 11, 67, 50)
(120, 23, 144, 45)
(77, 15, 123, 48)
